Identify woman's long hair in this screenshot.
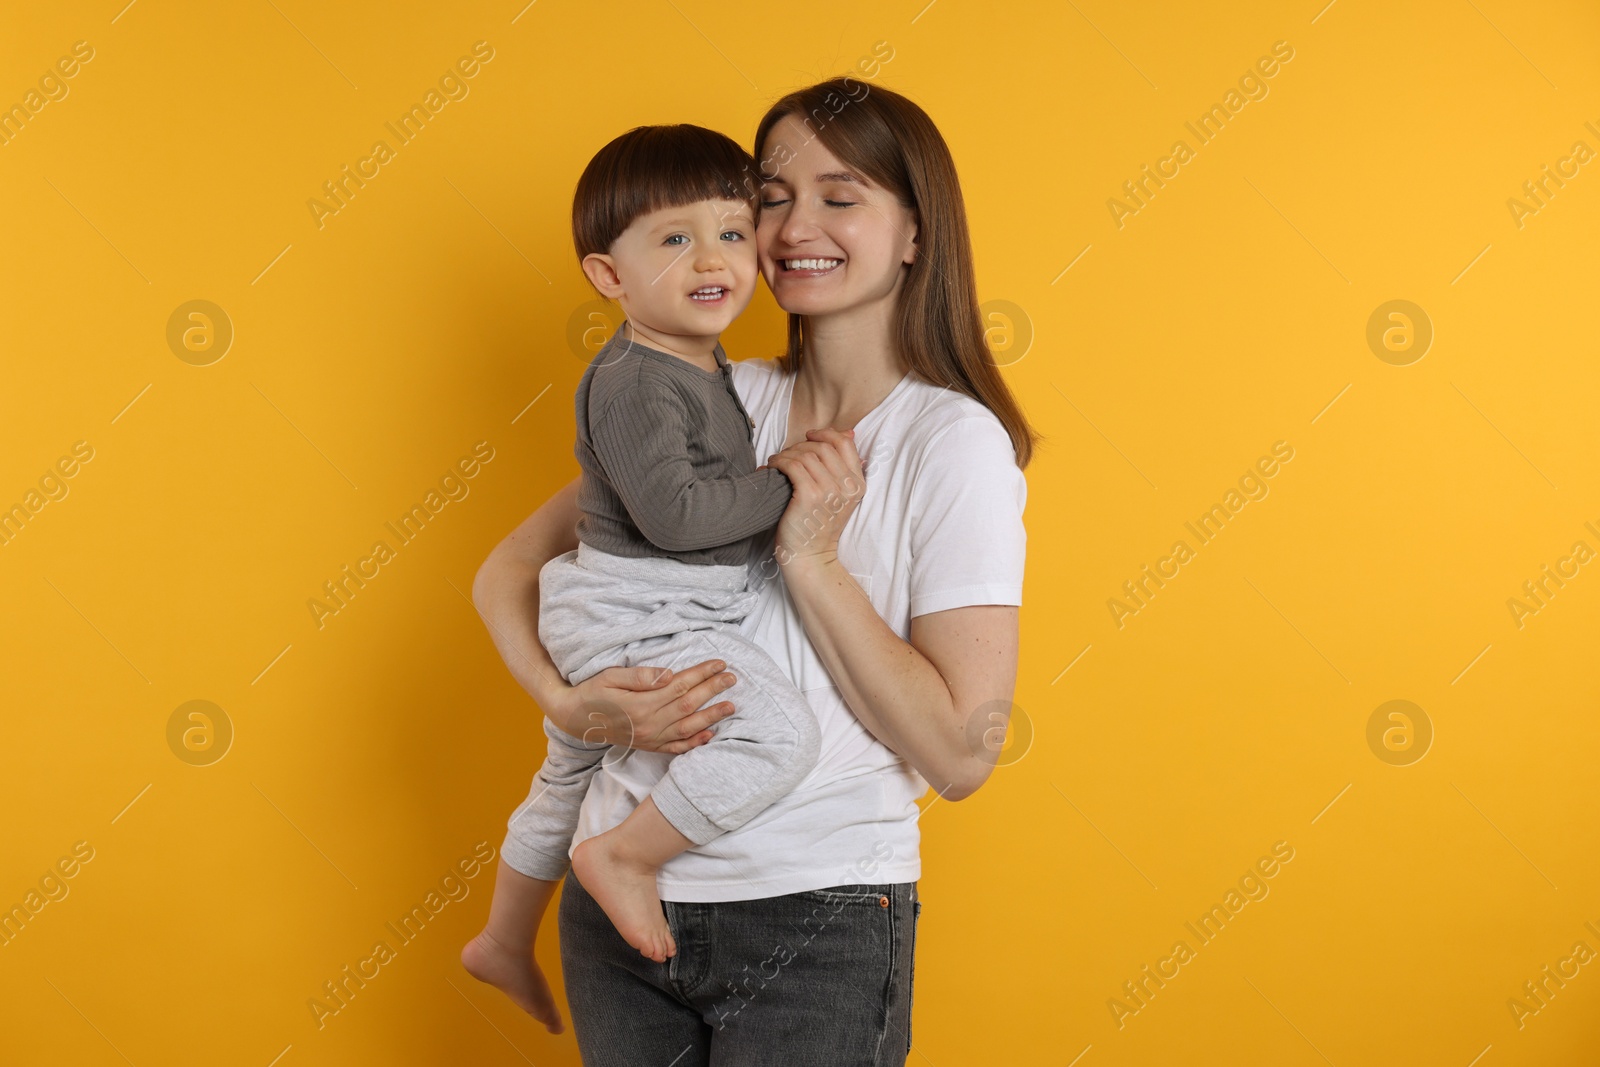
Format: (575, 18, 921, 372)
(754, 79, 1040, 468)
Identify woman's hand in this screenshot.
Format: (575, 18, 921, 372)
(552, 658, 741, 754)
(765, 427, 867, 571)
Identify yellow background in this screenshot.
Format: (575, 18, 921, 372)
(3, 0, 1598, 1063)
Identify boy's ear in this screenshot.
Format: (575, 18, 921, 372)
(581, 252, 624, 298)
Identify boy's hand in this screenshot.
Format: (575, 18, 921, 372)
(764, 428, 866, 571)
(561, 659, 740, 754)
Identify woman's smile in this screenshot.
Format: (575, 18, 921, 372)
(780, 257, 844, 277)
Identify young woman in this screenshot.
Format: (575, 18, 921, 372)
(471, 78, 1038, 1065)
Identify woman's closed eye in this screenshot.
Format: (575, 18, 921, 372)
(759, 197, 856, 209)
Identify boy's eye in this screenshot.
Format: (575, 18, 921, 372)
(664, 234, 688, 245)
(720, 230, 746, 241)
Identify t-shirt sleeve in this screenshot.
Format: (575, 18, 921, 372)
(588, 377, 793, 553)
(907, 414, 1027, 618)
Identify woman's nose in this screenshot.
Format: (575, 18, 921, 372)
(777, 200, 819, 245)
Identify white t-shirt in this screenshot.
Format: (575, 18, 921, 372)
(569, 355, 1028, 902)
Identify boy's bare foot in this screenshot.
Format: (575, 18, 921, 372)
(460, 930, 564, 1034)
(571, 834, 676, 962)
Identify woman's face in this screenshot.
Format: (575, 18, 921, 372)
(756, 114, 918, 320)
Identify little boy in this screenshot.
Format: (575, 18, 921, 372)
(463, 124, 822, 1007)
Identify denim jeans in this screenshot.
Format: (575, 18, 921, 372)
(558, 867, 922, 1066)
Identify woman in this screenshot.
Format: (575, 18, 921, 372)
(472, 78, 1038, 1064)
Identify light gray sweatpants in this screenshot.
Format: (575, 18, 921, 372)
(500, 542, 820, 882)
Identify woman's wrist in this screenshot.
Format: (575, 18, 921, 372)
(778, 552, 865, 618)
(776, 545, 840, 582)
(531, 673, 578, 734)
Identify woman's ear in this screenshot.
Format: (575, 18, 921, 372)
(581, 252, 624, 298)
(902, 215, 919, 265)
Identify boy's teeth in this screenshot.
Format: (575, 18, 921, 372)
(690, 287, 724, 300)
(786, 258, 841, 270)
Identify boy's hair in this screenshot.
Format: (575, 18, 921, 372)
(571, 124, 760, 262)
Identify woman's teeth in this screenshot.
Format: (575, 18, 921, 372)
(784, 258, 842, 270)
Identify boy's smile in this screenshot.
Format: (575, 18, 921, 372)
(688, 284, 730, 306)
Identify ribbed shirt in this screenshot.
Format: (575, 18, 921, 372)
(573, 327, 793, 566)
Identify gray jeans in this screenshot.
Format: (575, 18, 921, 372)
(501, 543, 821, 881)
(559, 867, 921, 1065)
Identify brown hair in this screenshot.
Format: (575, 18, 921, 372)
(754, 80, 1040, 468)
(571, 124, 761, 262)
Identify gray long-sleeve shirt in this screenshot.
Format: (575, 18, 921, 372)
(573, 327, 793, 566)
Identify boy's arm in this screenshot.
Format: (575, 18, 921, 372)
(588, 381, 792, 553)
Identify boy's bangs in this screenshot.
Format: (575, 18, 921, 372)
(611, 136, 758, 224)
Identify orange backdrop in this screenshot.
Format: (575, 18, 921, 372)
(2, 1, 1598, 1064)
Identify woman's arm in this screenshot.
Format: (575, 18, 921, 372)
(470, 476, 582, 716)
(785, 567, 1018, 801)
(767, 430, 1021, 801)
(471, 476, 741, 754)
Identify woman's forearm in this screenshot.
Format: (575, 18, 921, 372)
(780, 556, 984, 799)
(472, 477, 582, 732)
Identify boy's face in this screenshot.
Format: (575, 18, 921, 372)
(583, 197, 757, 354)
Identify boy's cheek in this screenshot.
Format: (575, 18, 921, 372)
(734, 264, 761, 302)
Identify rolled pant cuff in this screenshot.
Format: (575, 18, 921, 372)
(500, 829, 573, 883)
(546, 718, 610, 751)
(650, 771, 722, 845)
